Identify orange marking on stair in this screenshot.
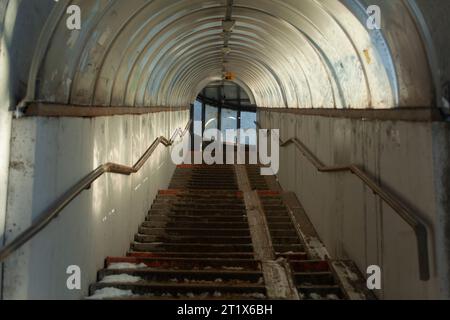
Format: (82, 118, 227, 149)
(128, 252, 162, 258)
(159, 190, 180, 196)
(257, 190, 280, 196)
(106, 257, 138, 265)
(177, 164, 195, 169)
(177, 164, 232, 169)
(177, 164, 210, 169)
(282, 253, 308, 260)
(291, 260, 330, 272)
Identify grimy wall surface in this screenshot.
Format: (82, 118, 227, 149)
(258, 109, 449, 300)
(2, 110, 188, 299)
(0, 0, 56, 298)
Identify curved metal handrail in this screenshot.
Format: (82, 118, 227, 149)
(0, 120, 192, 263)
(256, 121, 430, 281)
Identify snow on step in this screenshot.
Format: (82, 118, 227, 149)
(107, 262, 148, 270)
(100, 274, 142, 283)
(87, 288, 137, 300)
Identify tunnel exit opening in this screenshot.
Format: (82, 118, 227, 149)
(191, 81, 258, 151)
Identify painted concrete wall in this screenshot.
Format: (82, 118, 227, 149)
(0, 0, 55, 297)
(1, 110, 189, 300)
(431, 121, 450, 299)
(0, 29, 10, 299)
(258, 109, 448, 300)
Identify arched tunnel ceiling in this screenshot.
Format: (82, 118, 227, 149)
(30, 0, 435, 109)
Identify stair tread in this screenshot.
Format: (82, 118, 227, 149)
(103, 295, 263, 301)
(92, 281, 266, 289)
(127, 251, 255, 257)
(139, 227, 250, 231)
(133, 242, 253, 247)
(297, 284, 341, 289)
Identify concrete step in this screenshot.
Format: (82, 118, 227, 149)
(106, 255, 261, 270)
(170, 178, 237, 183)
(138, 227, 251, 237)
(169, 179, 237, 183)
(293, 272, 336, 286)
(297, 285, 343, 300)
(141, 221, 249, 229)
(148, 209, 247, 217)
(156, 197, 243, 203)
(152, 203, 245, 210)
(135, 234, 253, 244)
(131, 242, 254, 253)
(277, 252, 309, 260)
(260, 200, 285, 206)
(271, 236, 303, 245)
(263, 209, 292, 215)
(259, 211, 292, 218)
(263, 204, 288, 212)
(265, 217, 292, 223)
(268, 229, 299, 237)
(156, 193, 243, 199)
(154, 199, 245, 206)
(89, 281, 267, 298)
(273, 244, 305, 253)
(289, 260, 331, 272)
(101, 295, 265, 300)
(151, 208, 247, 214)
(98, 268, 263, 284)
(158, 191, 243, 199)
(146, 215, 248, 222)
(145, 216, 248, 224)
(265, 222, 297, 228)
(169, 185, 238, 190)
(127, 251, 256, 259)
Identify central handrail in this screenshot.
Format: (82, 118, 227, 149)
(0, 120, 192, 263)
(255, 121, 430, 281)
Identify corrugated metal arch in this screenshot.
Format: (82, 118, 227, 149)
(24, 0, 435, 109)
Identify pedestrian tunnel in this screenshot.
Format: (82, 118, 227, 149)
(0, 0, 449, 300)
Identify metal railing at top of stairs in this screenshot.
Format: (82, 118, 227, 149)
(255, 121, 430, 281)
(0, 120, 192, 263)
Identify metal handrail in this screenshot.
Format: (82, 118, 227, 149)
(256, 121, 430, 281)
(0, 120, 192, 263)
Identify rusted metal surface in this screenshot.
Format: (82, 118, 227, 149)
(0, 120, 192, 263)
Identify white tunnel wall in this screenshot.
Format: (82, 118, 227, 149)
(2, 110, 189, 299)
(258, 109, 450, 300)
(0, 0, 57, 297)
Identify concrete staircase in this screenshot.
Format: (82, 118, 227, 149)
(87, 164, 373, 300)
